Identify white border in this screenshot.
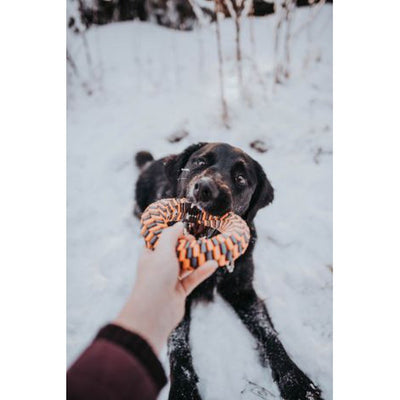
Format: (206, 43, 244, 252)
(0, 1, 66, 399)
(334, 1, 400, 398)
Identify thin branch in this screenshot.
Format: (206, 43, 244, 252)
(67, 49, 92, 96)
(187, 0, 209, 26)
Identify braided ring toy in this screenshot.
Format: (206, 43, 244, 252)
(140, 198, 250, 272)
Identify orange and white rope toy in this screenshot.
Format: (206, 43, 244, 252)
(140, 198, 250, 272)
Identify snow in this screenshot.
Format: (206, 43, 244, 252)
(67, 5, 332, 399)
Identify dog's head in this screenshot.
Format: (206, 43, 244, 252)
(164, 142, 274, 222)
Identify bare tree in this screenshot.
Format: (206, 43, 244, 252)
(274, 0, 327, 85)
(77, 0, 94, 70)
(273, 0, 283, 85)
(214, 0, 229, 127)
(67, 49, 93, 95)
(67, 0, 97, 94)
(248, 0, 256, 57)
(247, 1, 268, 97)
(283, 0, 296, 79)
(294, 0, 327, 71)
(293, 0, 327, 37)
(273, 0, 296, 85)
(223, 0, 253, 93)
(67, 0, 108, 94)
(187, 0, 210, 26)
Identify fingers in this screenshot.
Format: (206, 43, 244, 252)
(181, 261, 218, 295)
(157, 222, 184, 255)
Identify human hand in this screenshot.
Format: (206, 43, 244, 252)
(114, 222, 218, 354)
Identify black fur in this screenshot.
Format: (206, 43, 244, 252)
(244, 159, 274, 222)
(134, 143, 322, 400)
(163, 142, 208, 188)
(135, 150, 154, 169)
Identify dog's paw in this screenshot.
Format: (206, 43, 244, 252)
(168, 382, 201, 400)
(275, 367, 323, 400)
(168, 368, 201, 400)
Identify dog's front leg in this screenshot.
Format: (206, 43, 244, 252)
(218, 282, 322, 400)
(168, 298, 201, 400)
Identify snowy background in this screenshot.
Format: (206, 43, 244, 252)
(67, 4, 332, 399)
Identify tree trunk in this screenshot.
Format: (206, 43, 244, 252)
(214, 0, 229, 127)
(234, 15, 243, 89)
(283, 0, 295, 79)
(273, 1, 284, 85)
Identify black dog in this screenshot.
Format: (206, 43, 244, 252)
(134, 143, 322, 400)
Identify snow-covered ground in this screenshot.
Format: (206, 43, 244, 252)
(67, 6, 332, 399)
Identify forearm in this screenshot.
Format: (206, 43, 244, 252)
(114, 289, 178, 355)
(67, 324, 167, 400)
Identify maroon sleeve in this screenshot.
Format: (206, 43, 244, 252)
(67, 324, 167, 400)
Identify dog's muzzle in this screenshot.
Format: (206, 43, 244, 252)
(188, 176, 232, 216)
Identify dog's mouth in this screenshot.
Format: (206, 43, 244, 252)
(183, 176, 233, 219)
(182, 202, 220, 239)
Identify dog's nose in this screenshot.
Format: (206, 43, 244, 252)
(193, 179, 218, 203)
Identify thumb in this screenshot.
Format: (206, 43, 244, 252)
(157, 222, 184, 254)
(181, 261, 218, 295)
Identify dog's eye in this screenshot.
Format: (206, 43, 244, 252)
(235, 174, 247, 185)
(193, 158, 206, 167)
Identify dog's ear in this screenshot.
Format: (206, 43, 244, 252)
(244, 160, 274, 222)
(164, 142, 208, 188)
